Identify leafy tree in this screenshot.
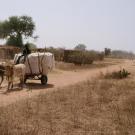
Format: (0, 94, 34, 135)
(0, 15, 35, 48)
(74, 44, 86, 51)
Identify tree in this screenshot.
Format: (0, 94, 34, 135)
(0, 15, 35, 48)
(74, 44, 86, 51)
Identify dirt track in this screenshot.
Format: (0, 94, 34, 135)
(0, 60, 132, 107)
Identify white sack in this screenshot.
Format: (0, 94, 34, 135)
(14, 52, 55, 75)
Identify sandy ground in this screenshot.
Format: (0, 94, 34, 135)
(0, 60, 133, 107)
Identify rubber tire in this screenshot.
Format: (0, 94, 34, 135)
(41, 75, 48, 85)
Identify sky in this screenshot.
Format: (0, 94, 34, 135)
(0, 0, 135, 52)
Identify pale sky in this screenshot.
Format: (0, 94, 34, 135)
(0, 0, 135, 52)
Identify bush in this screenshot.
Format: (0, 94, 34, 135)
(105, 68, 131, 79)
(68, 51, 94, 65)
(64, 50, 104, 63)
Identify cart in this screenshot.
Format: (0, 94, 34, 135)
(14, 52, 55, 85)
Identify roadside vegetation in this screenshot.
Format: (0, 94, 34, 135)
(0, 69, 134, 135)
(110, 50, 135, 59)
(35, 47, 104, 63)
(55, 58, 124, 71)
(104, 68, 130, 79)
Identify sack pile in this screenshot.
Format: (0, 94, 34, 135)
(14, 52, 55, 75)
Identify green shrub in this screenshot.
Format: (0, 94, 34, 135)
(64, 50, 104, 63)
(63, 50, 80, 62)
(105, 68, 131, 79)
(67, 51, 94, 65)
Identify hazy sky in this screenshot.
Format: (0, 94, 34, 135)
(0, 0, 135, 51)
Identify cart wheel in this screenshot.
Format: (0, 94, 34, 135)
(41, 75, 48, 85)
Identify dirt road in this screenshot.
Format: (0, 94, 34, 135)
(0, 60, 132, 107)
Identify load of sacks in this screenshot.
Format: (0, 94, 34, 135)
(14, 52, 55, 75)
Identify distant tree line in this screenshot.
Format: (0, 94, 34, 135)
(111, 50, 135, 59)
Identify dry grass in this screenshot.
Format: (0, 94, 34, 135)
(55, 58, 124, 71)
(0, 72, 135, 134)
